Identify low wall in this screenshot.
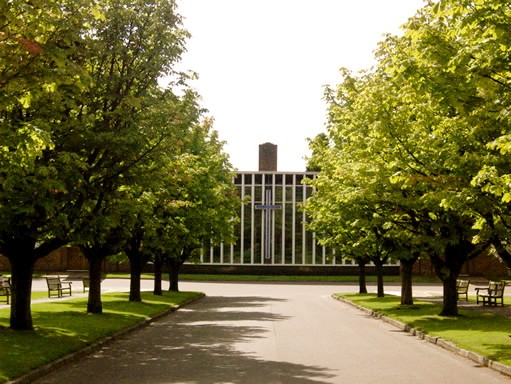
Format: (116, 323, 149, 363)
(1, 245, 508, 278)
(413, 251, 510, 278)
(180, 264, 400, 276)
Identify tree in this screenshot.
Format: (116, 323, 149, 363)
(1, 0, 196, 324)
(162, 121, 240, 292)
(66, 0, 192, 313)
(309, 0, 511, 316)
(0, 0, 99, 330)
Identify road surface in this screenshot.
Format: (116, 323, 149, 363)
(32, 281, 509, 383)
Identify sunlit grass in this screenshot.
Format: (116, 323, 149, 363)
(102, 273, 442, 283)
(336, 293, 511, 366)
(0, 291, 202, 383)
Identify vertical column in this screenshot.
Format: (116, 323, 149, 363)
(281, 173, 286, 265)
(250, 176, 255, 264)
(291, 174, 296, 264)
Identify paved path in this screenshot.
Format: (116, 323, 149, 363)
(32, 281, 509, 384)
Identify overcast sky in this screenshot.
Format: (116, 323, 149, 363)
(175, 0, 426, 172)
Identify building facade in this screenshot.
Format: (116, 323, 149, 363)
(192, 143, 401, 274)
(204, 171, 350, 267)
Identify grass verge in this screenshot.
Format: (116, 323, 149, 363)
(336, 293, 511, 367)
(103, 273, 441, 283)
(0, 290, 202, 383)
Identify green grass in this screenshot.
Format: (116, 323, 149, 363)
(31, 291, 51, 300)
(336, 293, 511, 366)
(102, 273, 441, 283)
(0, 290, 202, 383)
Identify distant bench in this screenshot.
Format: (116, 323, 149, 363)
(45, 276, 72, 298)
(66, 270, 90, 293)
(475, 281, 506, 306)
(456, 279, 470, 301)
(0, 276, 11, 304)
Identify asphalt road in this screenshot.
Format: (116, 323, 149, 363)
(32, 281, 509, 384)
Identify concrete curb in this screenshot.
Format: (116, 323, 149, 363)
(332, 294, 511, 379)
(7, 293, 206, 384)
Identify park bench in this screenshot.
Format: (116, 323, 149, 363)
(0, 276, 11, 304)
(45, 276, 72, 298)
(475, 281, 506, 306)
(456, 279, 470, 301)
(66, 270, 89, 293)
(81, 275, 106, 292)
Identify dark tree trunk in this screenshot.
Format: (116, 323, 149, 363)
(374, 258, 385, 298)
(430, 242, 467, 317)
(4, 237, 63, 330)
(400, 259, 415, 306)
(440, 276, 459, 317)
(129, 256, 143, 302)
(153, 255, 163, 296)
(85, 253, 104, 314)
(357, 259, 368, 294)
(8, 253, 36, 330)
(168, 258, 182, 292)
(125, 226, 146, 302)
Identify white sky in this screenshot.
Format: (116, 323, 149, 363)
(175, 0, 426, 172)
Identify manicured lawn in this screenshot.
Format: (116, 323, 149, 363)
(336, 293, 511, 367)
(104, 273, 441, 283)
(32, 291, 51, 300)
(0, 291, 202, 383)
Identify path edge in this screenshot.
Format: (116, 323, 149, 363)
(7, 293, 206, 384)
(332, 294, 511, 379)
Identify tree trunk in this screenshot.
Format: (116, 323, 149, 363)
(8, 254, 35, 330)
(374, 259, 385, 298)
(357, 259, 368, 294)
(168, 258, 181, 292)
(430, 243, 466, 317)
(129, 256, 142, 302)
(153, 255, 162, 296)
(400, 259, 415, 306)
(439, 276, 458, 317)
(86, 254, 103, 314)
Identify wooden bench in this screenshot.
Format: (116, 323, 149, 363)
(456, 279, 470, 301)
(0, 276, 11, 304)
(66, 270, 89, 293)
(81, 275, 106, 292)
(475, 281, 506, 306)
(45, 276, 72, 298)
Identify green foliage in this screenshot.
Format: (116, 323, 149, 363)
(143, 118, 240, 265)
(1, 0, 238, 325)
(306, 0, 511, 314)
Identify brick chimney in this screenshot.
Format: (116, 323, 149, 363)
(259, 143, 277, 171)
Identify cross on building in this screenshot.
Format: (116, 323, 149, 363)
(255, 188, 282, 262)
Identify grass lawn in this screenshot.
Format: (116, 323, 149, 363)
(31, 291, 51, 300)
(336, 293, 511, 367)
(0, 290, 202, 383)
(104, 273, 441, 283)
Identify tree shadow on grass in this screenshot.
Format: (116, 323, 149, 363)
(33, 295, 338, 384)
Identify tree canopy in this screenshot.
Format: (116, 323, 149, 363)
(1, 0, 239, 327)
(305, 0, 511, 316)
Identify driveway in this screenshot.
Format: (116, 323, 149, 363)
(33, 281, 509, 383)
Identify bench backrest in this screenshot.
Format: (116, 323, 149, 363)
(456, 279, 469, 290)
(0, 276, 10, 288)
(46, 277, 62, 289)
(488, 281, 505, 296)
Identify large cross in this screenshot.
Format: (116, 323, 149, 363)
(255, 189, 282, 262)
